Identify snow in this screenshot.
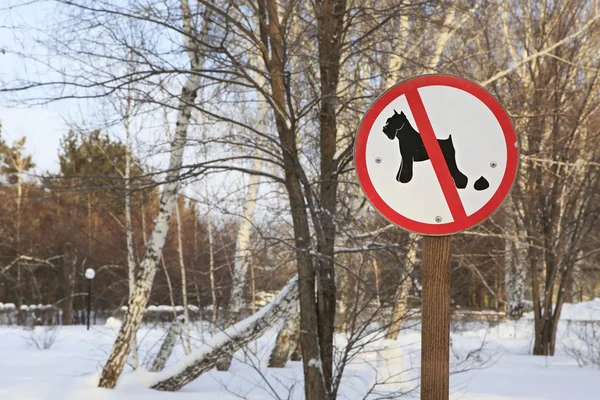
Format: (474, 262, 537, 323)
(105, 317, 122, 328)
(1, 299, 600, 399)
(523, 298, 600, 321)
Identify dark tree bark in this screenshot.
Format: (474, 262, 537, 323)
(61, 243, 77, 326)
(315, 0, 347, 393)
(257, 2, 328, 398)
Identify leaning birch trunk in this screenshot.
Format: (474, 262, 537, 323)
(206, 195, 218, 331)
(175, 202, 192, 354)
(150, 316, 184, 372)
(268, 304, 300, 367)
(385, 238, 417, 340)
(98, 2, 205, 387)
(124, 84, 139, 370)
(215, 158, 262, 370)
(215, 96, 267, 370)
(151, 276, 299, 391)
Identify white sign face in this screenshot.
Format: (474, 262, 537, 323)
(355, 75, 518, 235)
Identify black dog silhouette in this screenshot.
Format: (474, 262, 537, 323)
(383, 110, 475, 189)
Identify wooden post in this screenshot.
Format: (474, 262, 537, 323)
(421, 235, 451, 400)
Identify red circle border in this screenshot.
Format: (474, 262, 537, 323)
(354, 75, 519, 236)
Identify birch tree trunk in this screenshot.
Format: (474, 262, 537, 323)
(152, 277, 299, 392)
(216, 91, 266, 370)
(124, 83, 139, 370)
(98, 0, 206, 387)
(206, 197, 218, 331)
(268, 303, 300, 367)
(504, 215, 527, 320)
(150, 316, 184, 372)
(16, 166, 23, 325)
(162, 257, 177, 319)
(383, 2, 469, 341)
(385, 240, 417, 340)
(175, 202, 192, 354)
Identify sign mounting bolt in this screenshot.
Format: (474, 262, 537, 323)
(435, 216, 442, 223)
(490, 161, 497, 168)
(375, 157, 382, 164)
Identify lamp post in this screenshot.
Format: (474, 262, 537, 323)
(85, 268, 95, 331)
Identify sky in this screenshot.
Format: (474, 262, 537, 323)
(0, 1, 281, 226)
(0, 103, 68, 173)
(0, 1, 71, 173)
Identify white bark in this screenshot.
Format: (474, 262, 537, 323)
(226, 160, 262, 323)
(373, 258, 381, 308)
(124, 83, 139, 370)
(504, 236, 527, 320)
(175, 202, 192, 354)
(504, 202, 528, 320)
(161, 256, 177, 319)
(206, 193, 217, 331)
(151, 276, 299, 391)
(481, 13, 600, 87)
(386, 238, 417, 340)
(150, 316, 184, 372)
(98, 0, 206, 388)
(385, 5, 411, 87)
(427, 6, 457, 71)
(216, 102, 266, 370)
(268, 302, 300, 368)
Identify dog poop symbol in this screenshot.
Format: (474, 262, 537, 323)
(382, 110, 488, 191)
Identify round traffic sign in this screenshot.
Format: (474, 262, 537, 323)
(354, 75, 518, 235)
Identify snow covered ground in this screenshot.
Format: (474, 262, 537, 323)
(1, 300, 599, 399)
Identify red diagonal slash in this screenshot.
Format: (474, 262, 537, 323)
(405, 89, 467, 222)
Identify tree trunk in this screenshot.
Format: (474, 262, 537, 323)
(259, 2, 328, 398)
(175, 202, 192, 355)
(315, 1, 347, 393)
(206, 197, 218, 331)
(504, 234, 527, 320)
(386, 237, 417, 340)
(504, 199, 527, 320)
(216, 126, 264, 370)
(62, 244, 77, 326)
(532, 317, 556, 356)
(268, 304, 300, 368)
(124, 82, 139, 370)
(162, 255, 177, 319)
(150, 316, 184, 372)
(152, 277, 299, 391)
(291, 338, 302, 361)
(98, 1, 204, 384)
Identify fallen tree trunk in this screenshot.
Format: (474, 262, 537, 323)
(151, 276, 299, 391)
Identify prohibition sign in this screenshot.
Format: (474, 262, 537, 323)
(354, 75, 518, 235)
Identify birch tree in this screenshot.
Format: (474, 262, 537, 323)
(175, 201, 192, 355)
(98, 1, 209, 388)
(216, 123, 265, 370)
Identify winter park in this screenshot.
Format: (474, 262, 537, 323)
(1, 1, 600, 399)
